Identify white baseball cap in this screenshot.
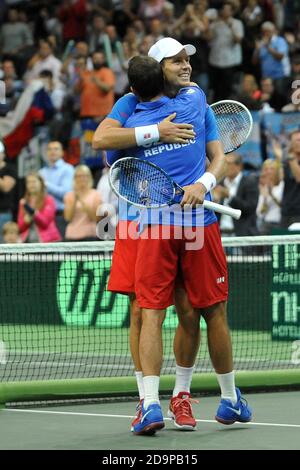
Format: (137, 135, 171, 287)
(148, 37, 196, 63)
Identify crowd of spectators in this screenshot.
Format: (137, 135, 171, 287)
(0, 0, 300, 243)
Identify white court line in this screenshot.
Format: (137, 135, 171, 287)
(3, 409, 300, 428)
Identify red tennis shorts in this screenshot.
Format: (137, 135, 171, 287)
(107, 220, 139, 294)
(135, 222, 228, 309)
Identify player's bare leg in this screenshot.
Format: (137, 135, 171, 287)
(139, 308, 166, 377)
(133, 308, 166, 435)
(201, 302, 233, 373)
(169, 288, 200, 430)
(129, 294, 142, 371)
(129, 294, 145, 431)
(174, 288, 201, 367)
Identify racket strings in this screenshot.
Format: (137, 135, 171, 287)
(111, 159, 175, 207)
(211, 102, 252, 153)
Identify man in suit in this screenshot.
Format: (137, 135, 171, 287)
(214, 153, 259, 236)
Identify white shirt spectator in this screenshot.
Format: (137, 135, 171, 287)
(26, 55, 62, 87)
(256, 180, 284, 224)
(209, 18, 244, 68)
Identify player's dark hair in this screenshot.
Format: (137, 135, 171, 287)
(128, 56, 164, 101)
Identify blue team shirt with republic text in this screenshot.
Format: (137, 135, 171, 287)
(107, 89, 219, 227)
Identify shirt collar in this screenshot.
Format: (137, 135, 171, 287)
(135, 96, 170, 111)
(224, 171, 243, 188)
(50, 159, 64, 169)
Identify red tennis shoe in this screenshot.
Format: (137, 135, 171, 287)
(131, 399, 143, 431)
(168, 392, 198, 430)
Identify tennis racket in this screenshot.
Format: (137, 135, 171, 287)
(210, 100, 253, 154)
(109, 157, 241, 219)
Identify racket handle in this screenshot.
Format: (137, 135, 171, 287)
(203, 200, 241, 220)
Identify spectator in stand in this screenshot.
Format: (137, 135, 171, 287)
(0, 141, 16, 242)
(64, 165, 102, 241)
(58, 0, 87, 46)
(160, 1, 177, 37)
(138, 0, 166, 24)
(256, 158, 284, 234)
(241, 0, 263, 30)
(32, 6, 62, 47)
(260, 0, 275, 23)
(39, 70, 66, 112)
(260, 77, 287, 112)
(33, 7, 52, 43)
(63, 55, 87, 114)
(88, 0, 114, 22)
(77, 50, 115, 121)
(18, 173, 61, 243)
(214, 153, 259, 236)
(25, 39, 62, 87)
(39, 141, 74, 238)
(88, 14, 107, 53)
(103, 24, 129, 100)
(253, 21, 291, 95)
(174, 0, 210, 35)
(241, 0, 263, 73)
(234, 73, 262, 110)
(285, 22, 300, 56)
(0, 59, 24, 116)
(139, 34, 155, 55)
(280, 130, 300, 228)
(148, 18, 165, 42)
(208, 2, 244, 101)
(177, 1, 210, 93)
(61, 41, 93, 87)
(288, 50, 300, 90)
(132, 18, 146, 43)
(123, 26, 141, 58)
(0, 8, 33, 75)
(96, 153, 118, 237)
(272, 0, 284, 31)
(112, 0, 137, 39)
(2, 221, 21, 244)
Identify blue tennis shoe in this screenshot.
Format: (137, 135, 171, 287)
(133, 402, 165, 435)
(215, 388, 252, 425)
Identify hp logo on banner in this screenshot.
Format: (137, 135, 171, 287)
(0, 80, 6, 104)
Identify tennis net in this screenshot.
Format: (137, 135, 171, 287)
(0, 235, 299, 402)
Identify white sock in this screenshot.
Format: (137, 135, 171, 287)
(216, 371, 237, 404)
(173, 364, 194, 397)
(143, 375, 160, 409)
(135, 371, 145, 400)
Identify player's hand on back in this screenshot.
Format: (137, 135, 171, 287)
(180, 183, 207, 207)
(158, 113, 195, 144)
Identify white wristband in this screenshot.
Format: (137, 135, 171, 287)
(135, 125, 160, 146)
(196, 172, 217, 193)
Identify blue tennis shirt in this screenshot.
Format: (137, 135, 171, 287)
(107, 88, 219, 227)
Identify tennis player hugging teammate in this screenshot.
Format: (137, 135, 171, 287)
(93, 37, 252, 436)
